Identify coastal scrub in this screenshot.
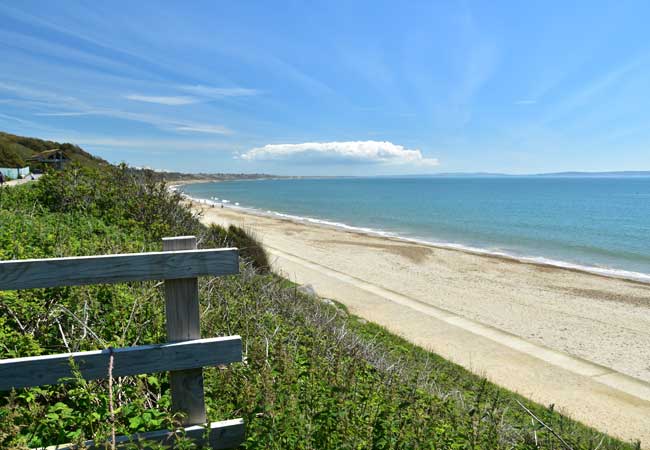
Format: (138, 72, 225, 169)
(0, 166, 639, 449)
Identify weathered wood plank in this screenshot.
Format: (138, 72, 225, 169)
(163, 236, 206, 425)
(0, 247, 239, 290)
(39, 418, 245, 450)
(0, 336, 242, 391)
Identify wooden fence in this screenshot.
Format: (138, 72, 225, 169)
(0, 236, 244, 449)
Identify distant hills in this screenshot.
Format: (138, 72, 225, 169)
(532, 171, 650, 177)
(394, 171, 650, 178)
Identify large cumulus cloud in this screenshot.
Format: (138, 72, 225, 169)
(239, 141, 438, 167)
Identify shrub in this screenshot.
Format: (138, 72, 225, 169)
(201, 224, 269, 272)
(0, 166, 637, 449)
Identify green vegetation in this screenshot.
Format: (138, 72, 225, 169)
(0, 166, 639, 449)
(0, 130, 280, 184)
(0, 132, 109, 169)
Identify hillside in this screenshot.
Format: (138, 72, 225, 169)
(0, 131, 109, 169)
(0, 165, 637, 449)
(0, 131, 282, 183)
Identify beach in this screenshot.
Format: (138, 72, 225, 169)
(192, 200, 650, 443)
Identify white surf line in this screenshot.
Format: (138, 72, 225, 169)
(265, 244, 650, 403)
(191, 197, 650, 285)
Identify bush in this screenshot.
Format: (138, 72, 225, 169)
(35, 164, 201, 241)
(202, 224, 269, 272)
(0, 166, 637, 449)
(0, 144, 25, 167)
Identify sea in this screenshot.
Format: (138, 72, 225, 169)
(180, 176, 650, 283)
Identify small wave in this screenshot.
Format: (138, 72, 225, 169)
(183, 192, 650, 284)
(395, 237, 650, 283)
(270, 211, 397, 237)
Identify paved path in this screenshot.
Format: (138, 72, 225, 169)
(2, 174, 40, 187)
(266, 245, 650, 446)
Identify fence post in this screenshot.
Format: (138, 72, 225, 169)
(162, 236, 206, 425)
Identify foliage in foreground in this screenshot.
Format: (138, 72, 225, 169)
(0, 166, 639, 449)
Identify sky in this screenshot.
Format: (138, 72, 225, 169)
(1, 1, 649, 175)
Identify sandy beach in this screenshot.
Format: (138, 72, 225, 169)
(192, 200, 650, 443)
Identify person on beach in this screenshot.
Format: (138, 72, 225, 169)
(0, 172, 4, 186)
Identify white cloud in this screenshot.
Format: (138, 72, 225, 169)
(125, 94, 197, 105)
(240, 141, 439, 167)
(180, 85, 259, 98)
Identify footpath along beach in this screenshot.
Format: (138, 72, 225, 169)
(190, 199, 650, 445)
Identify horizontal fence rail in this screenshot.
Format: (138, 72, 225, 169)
(0, 246, 239, 290)
(0, 236, 245, 449)
(40, 418, 245, 450)
(0, 336, 242, 391)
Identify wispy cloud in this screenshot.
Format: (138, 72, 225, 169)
(36, 111, 102, 116)
(43, 108, 232, 135)
(536, 53, 649, 128)
(430, 4, 499, 114)
(0, 112, 36, 125)
(124, 94, 197, 105)
(240, 141, 439, 167)
(179, 85, 259, 98)
(0, 4, 189, 83)
(122, 86, 259, 106)
(0, 81, 232, 135)
(60, 136, 233, 151)
(0, 81, 86, 110)
(175, 124, 231, 134)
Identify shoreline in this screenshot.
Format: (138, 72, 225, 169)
(168, 178, 222, 188)
(178, 188, 650, 285)
(188, 193, 650, 381)
(190, 195, 650, 443)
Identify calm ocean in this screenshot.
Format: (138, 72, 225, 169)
(181, 177, 650, 282)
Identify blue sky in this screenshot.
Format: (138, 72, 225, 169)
(1, 1, 649, 175)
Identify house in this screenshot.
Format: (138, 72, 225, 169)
(26, 149, 70, 171)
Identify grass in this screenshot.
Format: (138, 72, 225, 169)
(0, 165, 641, 449)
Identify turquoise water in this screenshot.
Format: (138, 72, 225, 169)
(181, 177, 650, 281)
